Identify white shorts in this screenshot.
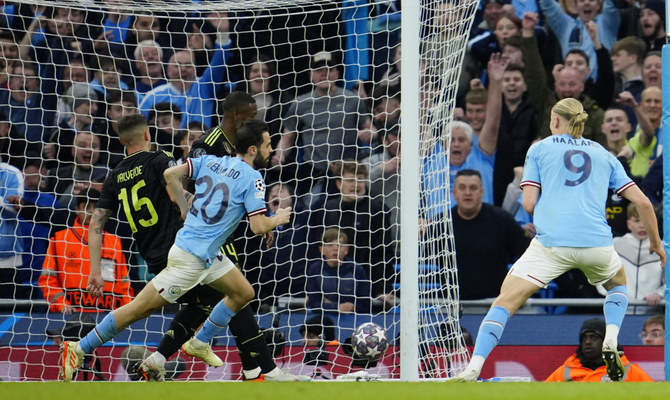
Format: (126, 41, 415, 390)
(151, 245, 235, 303)
(508, 238, 623, 288)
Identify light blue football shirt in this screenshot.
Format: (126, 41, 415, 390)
(521, 134, 634, 248)
(175, 155, 267, 265)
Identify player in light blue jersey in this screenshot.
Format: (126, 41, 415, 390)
(454, 98, 665, 383)
(59, 119, 291, 382)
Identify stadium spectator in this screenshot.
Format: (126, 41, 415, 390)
(101, 90, 138, 168)
(538, 0, 620, 82)
(424, 0, 471, 104)
(470, 0, 507, 39)
(493, 63, 537, 206)
(0, 111, 10, 164)
(556, 22, 615, 111)
(545, 318, 653, 381)
(0, 161, 24, 299)
(176, 121, 206, 163)
(39, 188, 132, 314)
(642, 51, 662, 89)
(463, 87, 487, 140)
(139, 13, 234, 130)
(364, 83, 400, 156)
(273, 50, 366, 206)
(454, 98, 664, 382)
(44, 131, 108, 210)
(610, 37, 646, 129)
(100, 1, 132, 44)
(469, 13, 522, 85)
(237, 54, 283, 138)
(611, 203, 664, 314)
(242, 182, 310, 307)
(539, 66, 605, 144)
(496, 12, 550, 115)
(19, 7, 101, 99)
(422, 53, 506, 215)
(0, 62, 57, 161)
(308, 161, 396, 308)
(0, 30, 20, 87)
(639, 0, 666, 52)
(640, 153, 663, 207)
(56, 59, 92, 125)
(45, 83, 101, 167)
(363, 126, 400, 247)
(148, 102, 183, 154)
(612, 92, 656, 180)
(6, 159, 65, 299)
(235, 54, 288, 183)
(63, 58, 90, 89)
(634, 86, 662, 158)
(450, 169, 530, 300)
(306, 228, 371, 313)
(117, 13, 178, 69)
(89, 54, 131, 101)
(378, 42, 401, 89)
(130, 39, 166, 103)
(640, 315, 665, 346)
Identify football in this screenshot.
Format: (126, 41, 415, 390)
(351, 322, 389, 360)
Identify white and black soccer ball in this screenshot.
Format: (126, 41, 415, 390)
(351, 322, 388, 361)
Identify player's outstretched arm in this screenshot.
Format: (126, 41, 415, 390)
(164, 163, 190, 220)
(621, 184, 666, 267)
(87, 207, 113, 298)
(249, 206, 292, 235)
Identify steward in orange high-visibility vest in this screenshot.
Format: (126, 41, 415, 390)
(39, 189, 133, 313)
(545, 318, 653, 382)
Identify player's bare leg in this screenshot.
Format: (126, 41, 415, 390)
(452, 276, 539, 382)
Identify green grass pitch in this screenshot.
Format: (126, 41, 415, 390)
(3, 382, 670, 400)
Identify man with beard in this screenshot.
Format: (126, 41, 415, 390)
(546, 318, 653, 381)
(639, 0, 666, 52)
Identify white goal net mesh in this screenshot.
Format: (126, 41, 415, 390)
(0, 0, 476, 380)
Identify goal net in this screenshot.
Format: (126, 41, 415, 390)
(0, 0, 476, 381)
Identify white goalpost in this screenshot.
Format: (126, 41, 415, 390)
(0, 0, 477, 381)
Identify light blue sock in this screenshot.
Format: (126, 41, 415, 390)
(604, 285, 628, 328)
(472, 306, 510, 358)
(79, 313, 119, 354)
(195, 301, 236, 344)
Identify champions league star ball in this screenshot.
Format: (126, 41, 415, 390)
(351, 322, 388, 360)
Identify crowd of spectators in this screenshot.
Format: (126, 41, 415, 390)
(0, 0, 665, 321)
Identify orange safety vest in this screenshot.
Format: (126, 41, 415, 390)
(545, 353, 654, 382)
(39, 218, 133, 313)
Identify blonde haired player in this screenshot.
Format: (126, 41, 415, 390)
(454, 98, 665, 382)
